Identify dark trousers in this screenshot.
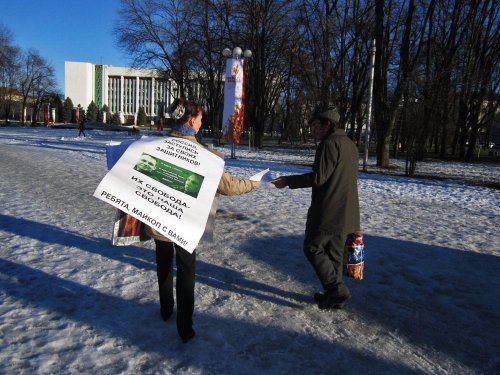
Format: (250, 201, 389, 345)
(155, 240, 196, 336)
(303, 232, 347, 291)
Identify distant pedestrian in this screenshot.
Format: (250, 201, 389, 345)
(78, 122, 86, 137)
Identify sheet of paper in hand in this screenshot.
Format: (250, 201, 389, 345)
(249, 168, 273, 182)
(94, 136, 225, 253)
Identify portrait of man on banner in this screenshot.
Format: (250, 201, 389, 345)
(133, 152, 205, 198)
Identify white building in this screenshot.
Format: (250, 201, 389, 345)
(64, 61, 178, 121)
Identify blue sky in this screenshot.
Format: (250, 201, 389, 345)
(0, 0, 130, 94)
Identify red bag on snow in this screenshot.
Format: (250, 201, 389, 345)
(343, 231, 365, 280)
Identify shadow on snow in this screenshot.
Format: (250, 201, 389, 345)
(1, 213, 423, 374)
(235, 230, 500, 373)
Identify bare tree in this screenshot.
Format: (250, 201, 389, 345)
(0, 23, 21, 122)
(111, 0, 499, 163)
(453, 0, 500, 162)
(290, 0, 374, 145)
(188, 0, 233, 136)
(342, 2, 373, 145)
(402, 0, 476, 175)
(30, 68, 56, 125)
(373, 0, 434, 168)
(277, 42, 301, 144)
(115, 0, 197, 97)
(295, 0, 338, 108)
(18, 50, 54, 126)
(233, 0, 296, 147)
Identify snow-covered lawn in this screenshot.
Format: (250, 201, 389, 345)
(0, 127, 498, 374)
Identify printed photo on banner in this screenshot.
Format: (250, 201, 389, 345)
(112, 209, 150, 246)
(133, 152, 205, 198)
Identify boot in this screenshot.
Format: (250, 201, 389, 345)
(318, 284, 351, 310)
(314, 292, 327, 302)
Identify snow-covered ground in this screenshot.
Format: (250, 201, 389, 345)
(0, 127, 498, 374)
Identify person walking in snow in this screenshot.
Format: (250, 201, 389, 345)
(272, 107, 360, 309)
(146, 98, 260, 343)
(78, 121, 86, 137)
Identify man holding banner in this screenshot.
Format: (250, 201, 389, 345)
(95, 98, 259, 343)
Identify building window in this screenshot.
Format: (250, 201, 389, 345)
(139, 78, 152, 115)
(124, 77, 136, 115)
(108, 76, 121, 113)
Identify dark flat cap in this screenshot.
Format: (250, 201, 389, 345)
(317, 107, 340, 125)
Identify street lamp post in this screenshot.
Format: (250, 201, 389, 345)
(363, 40, 376, 172)
(222, 46, 252, 159)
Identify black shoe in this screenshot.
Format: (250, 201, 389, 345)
(180, 329, 195, 343)
(318, 294, 350, 309)
(318, 287, 351, 310)
(314, 292, 347, 308)
(319, 300, 346, 309)
(313, 292, 327, 302)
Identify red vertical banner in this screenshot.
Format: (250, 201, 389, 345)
(222, 58, 245, 144)
(73, 108, 79, 123)
(43, 104, 49, 125)
(241, 58, 247, 139)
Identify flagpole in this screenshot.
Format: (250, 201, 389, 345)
(363, 40, 376, 172)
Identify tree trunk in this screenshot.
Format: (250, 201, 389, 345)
(376, 117, 393, 167)
(464, 126, 479, 162)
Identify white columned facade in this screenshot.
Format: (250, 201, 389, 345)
(65, 61, 181, 124)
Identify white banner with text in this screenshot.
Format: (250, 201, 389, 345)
(94, 136, 224, 253)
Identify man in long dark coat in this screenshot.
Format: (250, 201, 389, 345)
(272, 107, 361, 309)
